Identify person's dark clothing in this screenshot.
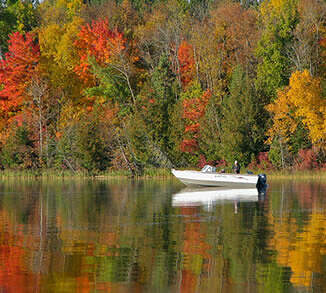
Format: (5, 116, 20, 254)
(232, 163, 240, 174)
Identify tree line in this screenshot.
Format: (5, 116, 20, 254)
(0, 0, 325, 174)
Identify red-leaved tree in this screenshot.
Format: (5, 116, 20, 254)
(181, 89, 212, 153)
(178, 41, 195, 88)
(295, 148, 319, 170)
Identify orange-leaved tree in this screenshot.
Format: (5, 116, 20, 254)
(0, 31, 40, 117)
(74, 18, 140, 108)
(74, 18, 126, 85)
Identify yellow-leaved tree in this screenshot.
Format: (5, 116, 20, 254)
(38, 16, 84, 98)
(267, 70, 326, 149)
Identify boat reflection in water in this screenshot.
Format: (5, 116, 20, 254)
(172, 187, 265, 212)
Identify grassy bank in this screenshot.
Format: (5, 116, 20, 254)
(0, 169, 88, 179)
(267, 169, 326, 180)
(0, 168, 174, 179)
(0, 168, 324, 180)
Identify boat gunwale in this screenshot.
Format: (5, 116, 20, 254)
(172, 169, 258, 177)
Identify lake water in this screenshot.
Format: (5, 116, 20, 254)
(0, 178, 325, 292)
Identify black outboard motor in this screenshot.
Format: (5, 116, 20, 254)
(256, 173, 267, 194)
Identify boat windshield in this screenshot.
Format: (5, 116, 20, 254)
(201, 165, 216, 173)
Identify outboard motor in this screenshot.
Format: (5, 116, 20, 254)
(256, 173, 267, 194)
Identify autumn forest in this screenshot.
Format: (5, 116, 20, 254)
(0, 0, 326, 174)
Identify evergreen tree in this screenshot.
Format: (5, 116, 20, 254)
(76, 116, 110, 174)
(133, 54, 179, 167)
(220, 66, 265, 166)
(149, 54, 179, 153)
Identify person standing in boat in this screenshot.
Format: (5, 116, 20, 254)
(232, 160, 240, 174)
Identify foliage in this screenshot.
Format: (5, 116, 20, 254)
(75, 113, 110, 174)
(0, 31, 39, 115)
(177, 41, 195, 88)
(0, 31, 40, 148)
(267, 70, 326, 150)
(55, 104, 115, 174)
(181, 82, 211, 154)
(74, 18, 126, 85)
(145, 54, 178, 153)
(0, 0, 325, 172)
(168, 99, 188, 167)
(1, 124, 38, 169)
(0, 0, 37, 55)
(220, 66, 264, 166)
(248, 152, 274, 171)
(77, 17, 140, 113)
(209, 3, 259, 75)
(268, 139, 288, 169)
(197, 95, 222, 163)
(294, 148, 319, 170)
(38, 15, 84, 102)
(289, 0, 326, 76)
(130, 54, 179, 168)
(197, 154, 214, 169)
(256, 0, 299, 101)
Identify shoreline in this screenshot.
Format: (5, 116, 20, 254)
(0, 168, 324, 180)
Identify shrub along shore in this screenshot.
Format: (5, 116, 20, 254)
(0, 168, 324, 181)
(0, 168, 172, 179)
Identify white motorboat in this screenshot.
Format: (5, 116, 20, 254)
(172, 187, 259, 207)
(171, 165, 267, 189)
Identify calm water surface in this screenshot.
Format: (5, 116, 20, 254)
(0, 178, 325, 292)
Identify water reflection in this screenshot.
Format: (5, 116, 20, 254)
(172, 187, 260, 212)
(0, 179, 325, 292)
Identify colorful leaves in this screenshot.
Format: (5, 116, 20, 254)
(181, 83, 212, 153)
(182, 89, 211, 122)
(0, 0, 325, 170)
(74, 18, 126, 84)
(267, 70, 326, 148)
(178, 41, 195, 88)
(0, 31, 39, 114)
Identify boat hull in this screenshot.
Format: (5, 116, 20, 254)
(172, 169, 258, 187)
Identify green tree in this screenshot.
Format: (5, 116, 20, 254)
(86, 57, 134, 116)
(198, 95, 222, 163)
(220, 66, 264, 166)
(125, 55, 179, 169)
(76, 113, 110, 174)
(256, 0, 299, 102)
(143, 54, 179, 157)
(0, 0, 37, 57)
(168, 99, 188, 167)
(1, 123, 38, 169)
(55, 107, 112, 174)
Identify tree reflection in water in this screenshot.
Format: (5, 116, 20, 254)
(0, 179, 324, 292)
